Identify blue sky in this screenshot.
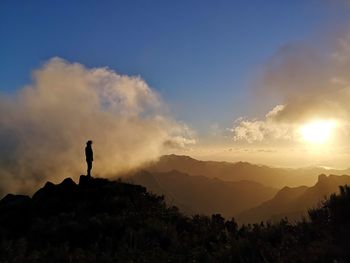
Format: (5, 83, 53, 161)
(1, 0, 350, 135)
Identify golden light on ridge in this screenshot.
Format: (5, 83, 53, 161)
(299, 120, 336, 144)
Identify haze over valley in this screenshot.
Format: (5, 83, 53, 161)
(125, 154, 350, 224)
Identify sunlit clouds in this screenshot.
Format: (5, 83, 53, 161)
(0, 58, 195, 195)
(232, 32, 350, 150)
(196, 31, 350, 168)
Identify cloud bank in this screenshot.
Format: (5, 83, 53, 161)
(232, 32, 350, 145)
(0, 58, 194, 195)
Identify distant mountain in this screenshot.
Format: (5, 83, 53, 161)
(128, 170, 278, 218)
(143, 154, 350, 188)
(237, 174, 350, 224)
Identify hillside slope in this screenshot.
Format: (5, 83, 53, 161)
(237, 174, 350, 224)
(1, 175, 350, 262)
(129, 170, 278, 217)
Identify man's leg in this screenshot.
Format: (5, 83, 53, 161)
(87, 161, 92, 177)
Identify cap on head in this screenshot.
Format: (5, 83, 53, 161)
(86, 140, 93, 145)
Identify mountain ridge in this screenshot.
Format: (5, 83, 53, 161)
(143, 154, 350, 188)
(237, 173, 350, 224)
(128, 169, 278, 217)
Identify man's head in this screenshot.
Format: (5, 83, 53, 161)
(86, 140, 93, 145)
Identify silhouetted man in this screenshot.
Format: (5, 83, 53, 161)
(85, 140, 93, 177)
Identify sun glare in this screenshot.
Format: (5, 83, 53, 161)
(299, 120, 336, 144)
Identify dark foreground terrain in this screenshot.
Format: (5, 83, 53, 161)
(1, 176, 350, 262)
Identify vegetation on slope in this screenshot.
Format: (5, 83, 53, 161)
(0, 175, 349, 262)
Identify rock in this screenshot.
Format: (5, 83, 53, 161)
(60, 177, 77, 188)
(0, 194, 32, 233)
(318, 174, 328, 184)
(0, 194, 31, 211)
(79, 175, 92, 186)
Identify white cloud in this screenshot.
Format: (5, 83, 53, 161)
(0, 58, 195, 195)
(232, 106, 294, 143)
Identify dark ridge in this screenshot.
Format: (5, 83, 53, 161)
(1, 175, 350, 262)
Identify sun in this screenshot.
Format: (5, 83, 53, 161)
(299, 120, 336, 144)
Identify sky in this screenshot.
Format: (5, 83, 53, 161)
(1, 0, 350, 174)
